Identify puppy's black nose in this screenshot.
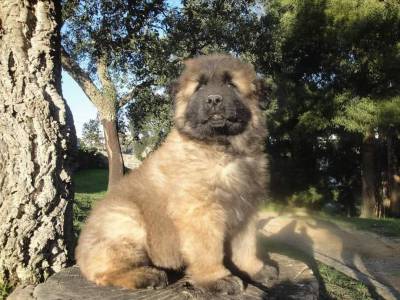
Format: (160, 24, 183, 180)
(206, 94, 223, 107)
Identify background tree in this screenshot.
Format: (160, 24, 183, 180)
(81, 118, 103, 150)
(0, 0, 75, 285)
(378, 97, 400, 216)
(254, 0, 400, 217)
(61, 0, 164, 187)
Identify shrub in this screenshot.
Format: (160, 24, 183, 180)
(75, 148, 108, 170)
(287, 186, 324, 209)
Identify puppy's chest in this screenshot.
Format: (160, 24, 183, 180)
(211, 156, 265, 223)
(216, 156, 262, 189)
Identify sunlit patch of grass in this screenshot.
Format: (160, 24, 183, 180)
(260, 238, 375, 300)
(318, 213, 400, 238)
(318, 263, 373, 300)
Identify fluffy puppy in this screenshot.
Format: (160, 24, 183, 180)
(76, 54, 270, 295)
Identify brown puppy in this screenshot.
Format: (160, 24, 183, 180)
(76, 54, 269, 295)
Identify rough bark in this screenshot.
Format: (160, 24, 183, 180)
(0, 0, 75, 286)
(61, 50, 124, 188)
(360, 133, 378, 218)
(387, 126, 400, 217)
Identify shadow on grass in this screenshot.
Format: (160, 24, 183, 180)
(73, 169, 108, 194)
(73, 169, 108, 236)
(257, 218, 331, 299)
(258, 234, 330, 299)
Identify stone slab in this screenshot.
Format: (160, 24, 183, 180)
(9, 253, 318, 300)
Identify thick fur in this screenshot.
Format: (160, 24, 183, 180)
(76, 54, 269, 293)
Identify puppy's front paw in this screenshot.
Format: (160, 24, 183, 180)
(201, 275, 243, 295)
(252, 264, 278, 284)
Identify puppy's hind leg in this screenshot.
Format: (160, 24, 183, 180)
(76, 202, 168, 290)
(93, 240, 169, 289)
(97, 267, 168, 290)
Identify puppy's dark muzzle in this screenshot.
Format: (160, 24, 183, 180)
(209, 114, 226, 127)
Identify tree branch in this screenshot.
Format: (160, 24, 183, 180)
(118, 79, 156, 108)
(96, 55, 117, 100)
(62, 48, 117, 120)
(61, 48, 102, 107)
(119, 88, 137, 108)
(95, 55, 119, 120)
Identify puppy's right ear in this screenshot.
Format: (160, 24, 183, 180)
(168, 80, 179, 99)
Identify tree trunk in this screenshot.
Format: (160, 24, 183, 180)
(101, 119, 124, 187)
(61, 51, 125, 189)
(360, 133, 378, 218)
(0, 0, 75, 286)
(387, 126, 400, 217)
(96, 55, 124, 187)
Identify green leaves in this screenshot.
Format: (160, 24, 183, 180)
(333, 95, 378, 134)
(62, 0, 165, 79)
(333, 95, 400, 135)
(298, 111, 330, 131)
(377, 97, 400, 129)
(81, 118, 102, 149)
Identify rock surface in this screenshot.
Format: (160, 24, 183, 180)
(9, 253, 318, 300)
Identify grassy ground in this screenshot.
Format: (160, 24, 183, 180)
(71, 169, 378, 299)
(319, 214, 400, 238)
(261, 239, 375, 300)
(264, 202, 400, 238)
(0, 284, 11, 300)
(73, 168, 108, 235)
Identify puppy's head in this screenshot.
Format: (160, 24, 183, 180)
(173, 55, 265, 142)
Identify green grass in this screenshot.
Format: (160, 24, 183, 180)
(0, 283, 11, 300)
(260, 239, 375, 300)
(318, 263, 375, 300)
(74, 168, 108, 194)
(319, 214, 400, 238)
(73, 169, 108, 234)
(264, 202, 400, 238)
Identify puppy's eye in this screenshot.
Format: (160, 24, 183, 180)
(196, 82, 205, 91)
(222, 71, 236, 89)
(196, 75, 208, 91)
(227, 82, 237, 89)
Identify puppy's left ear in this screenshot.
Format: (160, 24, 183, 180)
(254, 78, 271, 110)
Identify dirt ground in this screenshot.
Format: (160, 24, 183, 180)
(259, 211, 400, 300)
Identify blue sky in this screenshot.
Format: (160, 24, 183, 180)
(62, 71, 96, 137)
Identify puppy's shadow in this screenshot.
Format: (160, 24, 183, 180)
(162, 267, 186, 285)
(257, 217, 274, 230)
